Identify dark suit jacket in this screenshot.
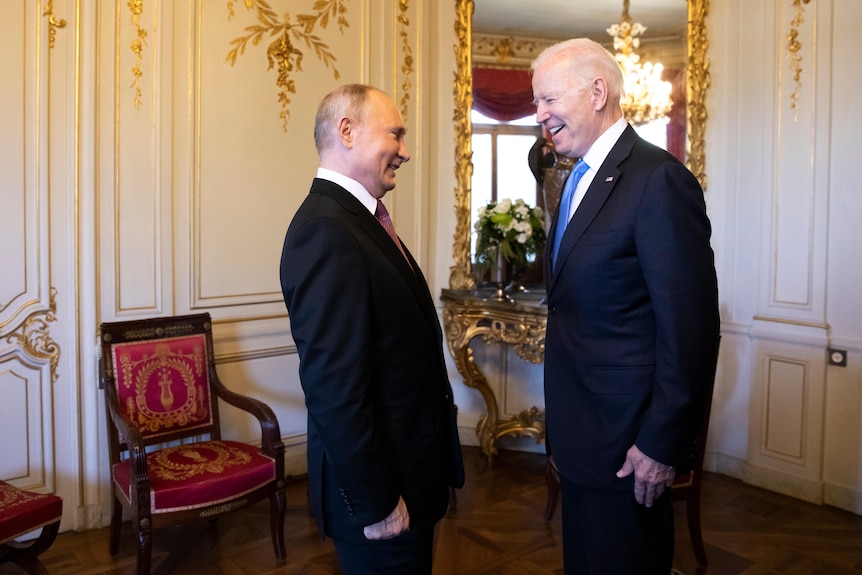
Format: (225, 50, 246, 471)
(280, 178, 464, 541)
(544, 125, 720, 490)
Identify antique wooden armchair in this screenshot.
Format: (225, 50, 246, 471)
(99, 313, 286, 575)
(0, 480, 62, 575)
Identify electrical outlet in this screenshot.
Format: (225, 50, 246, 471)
(828, 348, 847, 367)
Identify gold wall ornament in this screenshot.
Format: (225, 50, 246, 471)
(227, 0, 350, 132)
(786, 0, 812, 121)
(687, 0, 710, 190)
(449, 0, 710, 290)
(472, 34, 544, 67)
(398, 0, 413, 120)
(128, 0, 148, 109)
(5, 287, 60, 384)
(43, 0, 67, 49)
(449, 0, 475, 291)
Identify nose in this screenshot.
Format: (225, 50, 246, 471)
(535, 104, 549, 125)
(399, 141, 410, 163)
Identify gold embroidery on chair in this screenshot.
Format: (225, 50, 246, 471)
(117, 339, 209, 433)
(151, 441, 252, 481)
(226, 0, 351, 132)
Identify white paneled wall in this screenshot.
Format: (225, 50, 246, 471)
(707, 0, 862, 512)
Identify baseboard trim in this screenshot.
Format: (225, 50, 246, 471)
(743, 463, 823, 504)
(823, 482, 862, 515)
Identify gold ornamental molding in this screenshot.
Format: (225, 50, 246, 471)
(397, 0, 413, 121)
(4, 287, 60, 384)
(43, 0, 67, 49)
(227, 0, 350, 132)
(449, 0, 474, 291)
(472, 33, 545, 69)
(441, 289, 546, 460)
(128, 0, 148, 109)
(786, 0, 812, 121)
(686, 0, 709, 191)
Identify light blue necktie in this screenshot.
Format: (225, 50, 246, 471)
(551, 159, 589, 269)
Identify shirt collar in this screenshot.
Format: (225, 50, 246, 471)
(581, 117, 628, 173)
(316, 167, 377, 215)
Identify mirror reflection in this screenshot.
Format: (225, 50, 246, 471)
(449, 0, 709, 290)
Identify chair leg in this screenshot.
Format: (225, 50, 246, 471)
(136, 527, 152, 575)
(686, 484, 708, 566)
(270, 489, 287, 562)
(544, 459, 560, 521)
(2, 521, 60, 575)
(108, 494, 123, 556)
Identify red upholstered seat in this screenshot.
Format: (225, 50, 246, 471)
(0, 481, 62, 545)
(99, 313, 286, 575)
(0, 480, 62, 575)
(112, 440, 276, 513)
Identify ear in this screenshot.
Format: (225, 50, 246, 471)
(590, 78, 609, 111)
(337, 116, 355, 149)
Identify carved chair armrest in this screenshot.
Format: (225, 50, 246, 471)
(103, 385, 151, 499)
(210, 369, 284, 461)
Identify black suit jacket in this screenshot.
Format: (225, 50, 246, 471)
(544, 126, 720, 490)
(280, 178, 464, 540)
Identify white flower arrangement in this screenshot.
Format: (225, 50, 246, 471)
(474, 198, 546, 272)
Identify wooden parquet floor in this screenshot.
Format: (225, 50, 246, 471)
(4, 446, 862, 574)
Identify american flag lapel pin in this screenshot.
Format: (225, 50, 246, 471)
(605, 176, 614, 182)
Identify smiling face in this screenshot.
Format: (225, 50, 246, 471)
(347, 90, 410, 199)
(532, 60, 598, 159)
(531, 39, 623, 159)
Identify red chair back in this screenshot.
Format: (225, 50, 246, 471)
(109, 333, 214, 442)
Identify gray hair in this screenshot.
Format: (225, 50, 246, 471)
(531, 38, 624, 102)
(313, 84, 377, 156)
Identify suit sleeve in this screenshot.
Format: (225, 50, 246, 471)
(632, 162, 720, 466)
(282, 215, 400, 528)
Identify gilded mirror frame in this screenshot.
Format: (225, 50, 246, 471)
(449, 0, 710, 290)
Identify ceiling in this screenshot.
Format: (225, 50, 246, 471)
(472, 0, 688, 42)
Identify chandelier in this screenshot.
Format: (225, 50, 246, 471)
(606, 0, 673, 126)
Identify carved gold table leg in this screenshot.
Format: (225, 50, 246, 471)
(441, 293, 547, 462)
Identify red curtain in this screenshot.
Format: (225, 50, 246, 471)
(472, 66, 686, 164)
(472, 67, 536, 122)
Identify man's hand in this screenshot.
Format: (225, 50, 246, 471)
(615, 444, 676, 507)
(363, 496, 410, 540)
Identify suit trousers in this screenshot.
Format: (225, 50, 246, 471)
(560, 473, 674, 575)
(330, 522, 434, 575)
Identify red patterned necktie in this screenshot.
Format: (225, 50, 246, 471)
(375, 200, 412, 269)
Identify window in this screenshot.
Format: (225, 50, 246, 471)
(470, 110, 543, 258)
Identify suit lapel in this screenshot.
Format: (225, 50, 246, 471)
(550, 126, 637, 283)
(312, 180, 439, 332)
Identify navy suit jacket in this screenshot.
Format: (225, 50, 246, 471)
(280, 179, 464, 540)
(544, 125, 720, 490)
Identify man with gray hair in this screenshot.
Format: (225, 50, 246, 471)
(534, 39, 720, 574)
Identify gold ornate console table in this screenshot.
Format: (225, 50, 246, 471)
(440, 288, 547, 461)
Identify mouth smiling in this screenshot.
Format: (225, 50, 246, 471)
(549, 125, 564, 136)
